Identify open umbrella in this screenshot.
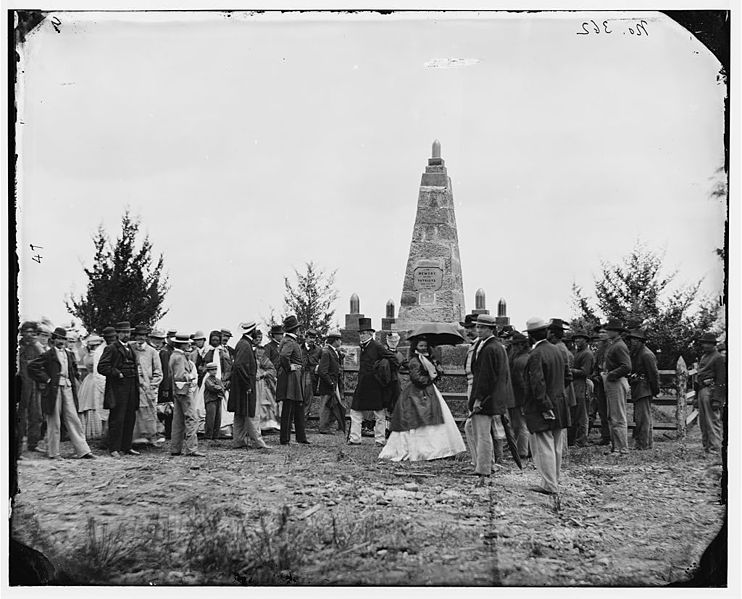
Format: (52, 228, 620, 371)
(407, 322, 465, 347)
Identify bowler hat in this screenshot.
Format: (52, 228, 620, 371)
(476, 314, 497, 328)
(698, 332, 718, 345)
(192, 330, 206, 340)
(460, 313, 478, 328)
(115, 321, 133, 332)
(101, 326, 117, 338)
(572, 330, 590, 340)
(20, 321, 38, 333)
(547, 318, 569, 331)
(52, 327, 68, 340)
(357, 317, 375, 332)
(526, 317, 549, 332)
(325, 329, 342, 340)
(134, 325, 151, 336)
(283, 315, 300, 332)
(511, 331, 529, 344)
(270, 324, 284, 335)
(626, 329, 647, 341)
(220, 328, 233, 337)
(166, 328, 178, 337)
(604, 319, 625, 332)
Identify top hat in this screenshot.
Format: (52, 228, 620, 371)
(173, 333, 192, 345)
(604, 319, 626, 332)
(626, 329, 647, 341)
(115, 321, 133, 332)
(325, 329, 342, 340)
(526, 317, 549, 332)
(133, 325, 151, 336)
(51, 326, 68, 340)
(357, 317, 375, 332)
(270, 324, 284, 335)
(283, 315, 300, 332)
(475, 314, 497, 328)
(698, 332, 718, 345)
(572, 329, 590, 340)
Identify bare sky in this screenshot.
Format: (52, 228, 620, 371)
(16, 10, 727, 335)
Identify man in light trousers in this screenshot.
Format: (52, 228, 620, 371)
(169, 333, 204, 457)
(601, 319, 632, 454)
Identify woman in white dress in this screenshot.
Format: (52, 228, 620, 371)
(256, 346, 281, 433)
(76, 334, 105, 439)
(380, 336, 466, 462)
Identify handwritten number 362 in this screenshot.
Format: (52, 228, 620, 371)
(578, 20, 611, 35)
(577, 19, 648, 36)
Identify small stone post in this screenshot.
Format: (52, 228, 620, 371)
(473, 288, 489, 315)
(675, 355, 688, 439)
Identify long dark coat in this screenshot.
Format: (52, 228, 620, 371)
(629, 344, 660, 401)
(158, 344, 174, 402)
(27, 347, 81, 416)
(469, 336, 514, 415)
(228, 336, 257, 417)
(351, 339, 399, 412)
(276, 335, 304, 402)
(523, 339, 571, 433)
(317, 345, 342, 396)
(264, 339, 281, 371)
(389, 354, 444, 432)
(97, 341, 140, 412)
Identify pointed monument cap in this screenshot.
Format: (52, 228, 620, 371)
(432, 139, 441, 158)
(350, 293, 360, 314)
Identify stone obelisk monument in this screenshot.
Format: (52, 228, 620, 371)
(395, 140, 466, 330)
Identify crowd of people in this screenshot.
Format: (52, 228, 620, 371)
(14, 312, 726, 495)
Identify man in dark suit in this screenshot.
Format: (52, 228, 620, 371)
(466, 314, 514, 481)
(229, 321, 269, 450)
(277, 315, 309, 444)
(17, 321, 45, 454)
(28, 327, 95, 460)
(97, 321, 140, 458)
(523, 317, 571, 495)
(317, 330, 345, 434)
(627, 329, 660, 450)
(301, 329, 323, 420)
(264, 324, 284, 370)
(570, 330, 595, 447)
(349, 318, 398, 446)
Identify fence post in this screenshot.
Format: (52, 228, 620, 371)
(675, 356, 688, 439)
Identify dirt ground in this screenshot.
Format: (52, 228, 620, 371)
(10, 420, 725, 586)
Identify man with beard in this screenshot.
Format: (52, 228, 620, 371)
(229, 322, 269, 450)
(98, 321, 141, 458)
(626, 329, 659, 450)
(348, 318, 398, 447)
(131, 325, 163, 447)
(522, 317, 571, 494)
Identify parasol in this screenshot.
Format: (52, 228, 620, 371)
(407, 322, 465, 347)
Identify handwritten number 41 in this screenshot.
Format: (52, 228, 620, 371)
(577, 19, 648, 36)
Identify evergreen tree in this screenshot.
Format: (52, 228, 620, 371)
(66, 210, 169, 332)
(571, 243, 720, 369)
(282, 262, 339, 336)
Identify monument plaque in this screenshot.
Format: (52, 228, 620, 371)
(413, 266, 443, 291)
